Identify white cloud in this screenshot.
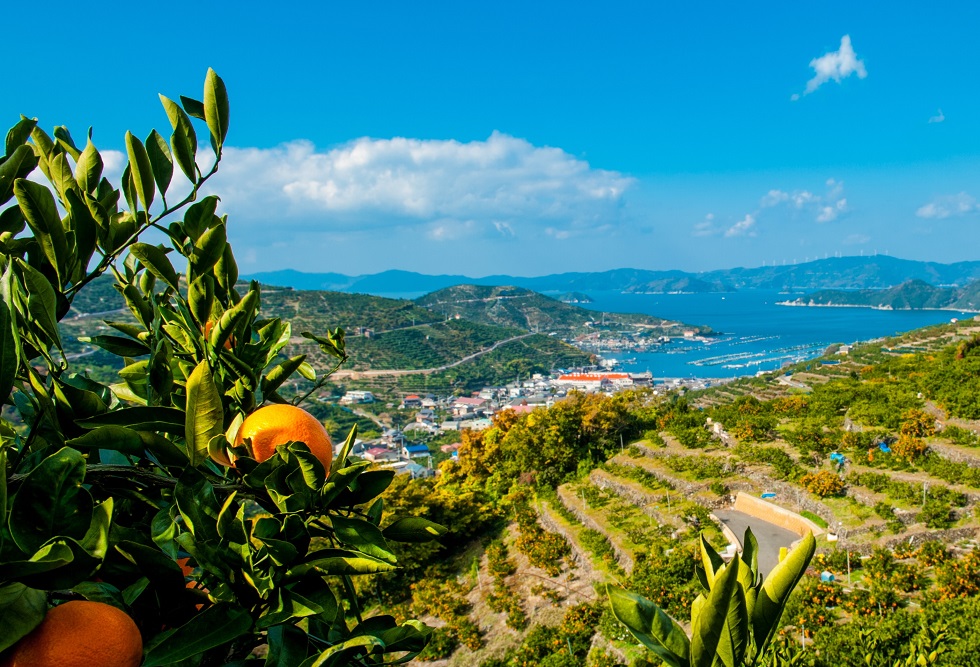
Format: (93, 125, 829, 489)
(206, 132, 633, 240)
(794, 35, 867, 99)
(928, 109, 945, 124)
(692, 213, 718, 237)
(760, 179, 847, 222)
(916, 192, 979, 219)
(725, 214, 756, 237)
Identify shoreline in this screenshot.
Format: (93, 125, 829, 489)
(776, 300, 979, 314)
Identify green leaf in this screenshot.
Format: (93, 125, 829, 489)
(180, 95, 206, 120)
(19, 260, 63, 350)
(9, 447, 93, 554)
(381, 517, 447, 543)
(606, 584, 689, 667)
(265, 623, 309, 667)
(188, 275, 214, 326)
(716, 583, 749, 667)
(0, 583, 46, 653)
(301, 328, 346, 361)
(76, 406, 186, 434)
(193, 223, 227, 276)
(66, 426, 145, 456)
(145, 129, 173, 197)
(740, 526, 759, 584)
(344, 469, 395, 506)
(124, 131, 154, 211)
(209, 288, 258, 350)
(182, 195, 218, 242)
(0, 299, 16, 405)
(261, 354, 307, 399)
(699, 532, 724, 588)
(185, 360, 224, 467)
(4, 117, 38, 156)
(74, 138, 104, 194)
(0, 144, 38, 205)
(14, 179, 67, 284)
(159, 95, 198, 182)
(53, 126, 81, 160)
(752, 532, 816, 653)
(286, 549, 397, 578)
(332, 516, 396, 563)
(175, 467, 221, 542)
(78, 334, 150, 357)
(204, 69, 231, 150)
(130, 242, 180, 291)
(142, 604, 252, 667)
(691, 559, 740, 667)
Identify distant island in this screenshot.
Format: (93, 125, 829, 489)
(556, 292, 592, 303)
(779, 278, 980, 312)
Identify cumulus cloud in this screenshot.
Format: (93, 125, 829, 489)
(792, 35, 867, 100)
(725, 214, 756, 237)
(206, 132, 633, 240)
(760, 178, 847, 222)
(692, 213, 718, 237)
(916, 192, 979, 219)
(929, 109, 945, 124)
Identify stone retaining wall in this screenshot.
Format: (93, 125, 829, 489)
(733, 492, 826, 538)
(556, 486, 634, 572)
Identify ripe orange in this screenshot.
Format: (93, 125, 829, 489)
(234, 404, 333, 469)
(202, 320, 234, 349)
(1, 600, 142, 667)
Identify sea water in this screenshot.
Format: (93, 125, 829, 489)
(577, 291, 977, 380)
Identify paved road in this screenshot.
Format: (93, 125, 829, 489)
(330, 333, 535, 379)
(713, 509, 800, 577)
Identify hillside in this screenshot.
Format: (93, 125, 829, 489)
(243, 255, 980, 295)
(414, 284, 711, 334)
(58, 276, 592, 395)
(781, 278, 980, 311)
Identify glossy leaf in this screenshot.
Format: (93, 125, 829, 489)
(74, 139, 104, 194)
(66, 425, 145, 456)
(332, 516, 395, 564)
(606, 584, 689, 667)
(14, 179, 67, 284)
(124, 131, 154, 211)
(204, 68, 230, 150)
(692, 559, 740, 667)
(752, 532, 816, 652)
(286, 549, 398, 579)
(145, 129, 173, 197)
(142, 604, 252, 667)
(4, 117, 38, 156)
(0, 299, 15, 405)
(381, 517, 447, 543)
(9, 447, 93, 554)
(0, 584, 46, 653)
(185, 360, 223, 466)
(261, 354, 307, 398)
(78, 334, 150, 357)
(76, 406, 186, 435)
(0, 145, 38, 205)
(159, 95, 198, 182)
(130, 242, 180, 291)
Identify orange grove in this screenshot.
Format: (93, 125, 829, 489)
(0, 600, 143, 667)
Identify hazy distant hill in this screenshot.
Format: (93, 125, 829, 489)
(782, 278, 980, 311)
(244, 255, 980, 295)
(414, 284, 711, 334)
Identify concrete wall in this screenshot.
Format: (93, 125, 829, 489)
(733, 492, 825, 538)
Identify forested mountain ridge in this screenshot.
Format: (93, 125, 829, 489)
(782, 278, 980, 311)
(244, 255, 980, 294)
(414, 284, 711, 334)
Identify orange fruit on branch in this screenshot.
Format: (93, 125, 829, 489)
(233, 404, 333, 469)
(1, 600, 142, 667)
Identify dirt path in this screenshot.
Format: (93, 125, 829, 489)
(330, 333, 535, 379)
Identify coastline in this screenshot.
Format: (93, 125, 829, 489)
(776, 300, 979, 314)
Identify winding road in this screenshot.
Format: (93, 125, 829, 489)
(713, 509, 800, 577)
(330, 333, 535, 379)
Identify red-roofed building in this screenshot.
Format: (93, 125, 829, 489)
(555, 372, 634, 391)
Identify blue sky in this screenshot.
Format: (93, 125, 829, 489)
(6, 1, 980, 276)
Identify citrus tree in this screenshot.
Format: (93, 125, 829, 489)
(0, 69, 442, 665)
